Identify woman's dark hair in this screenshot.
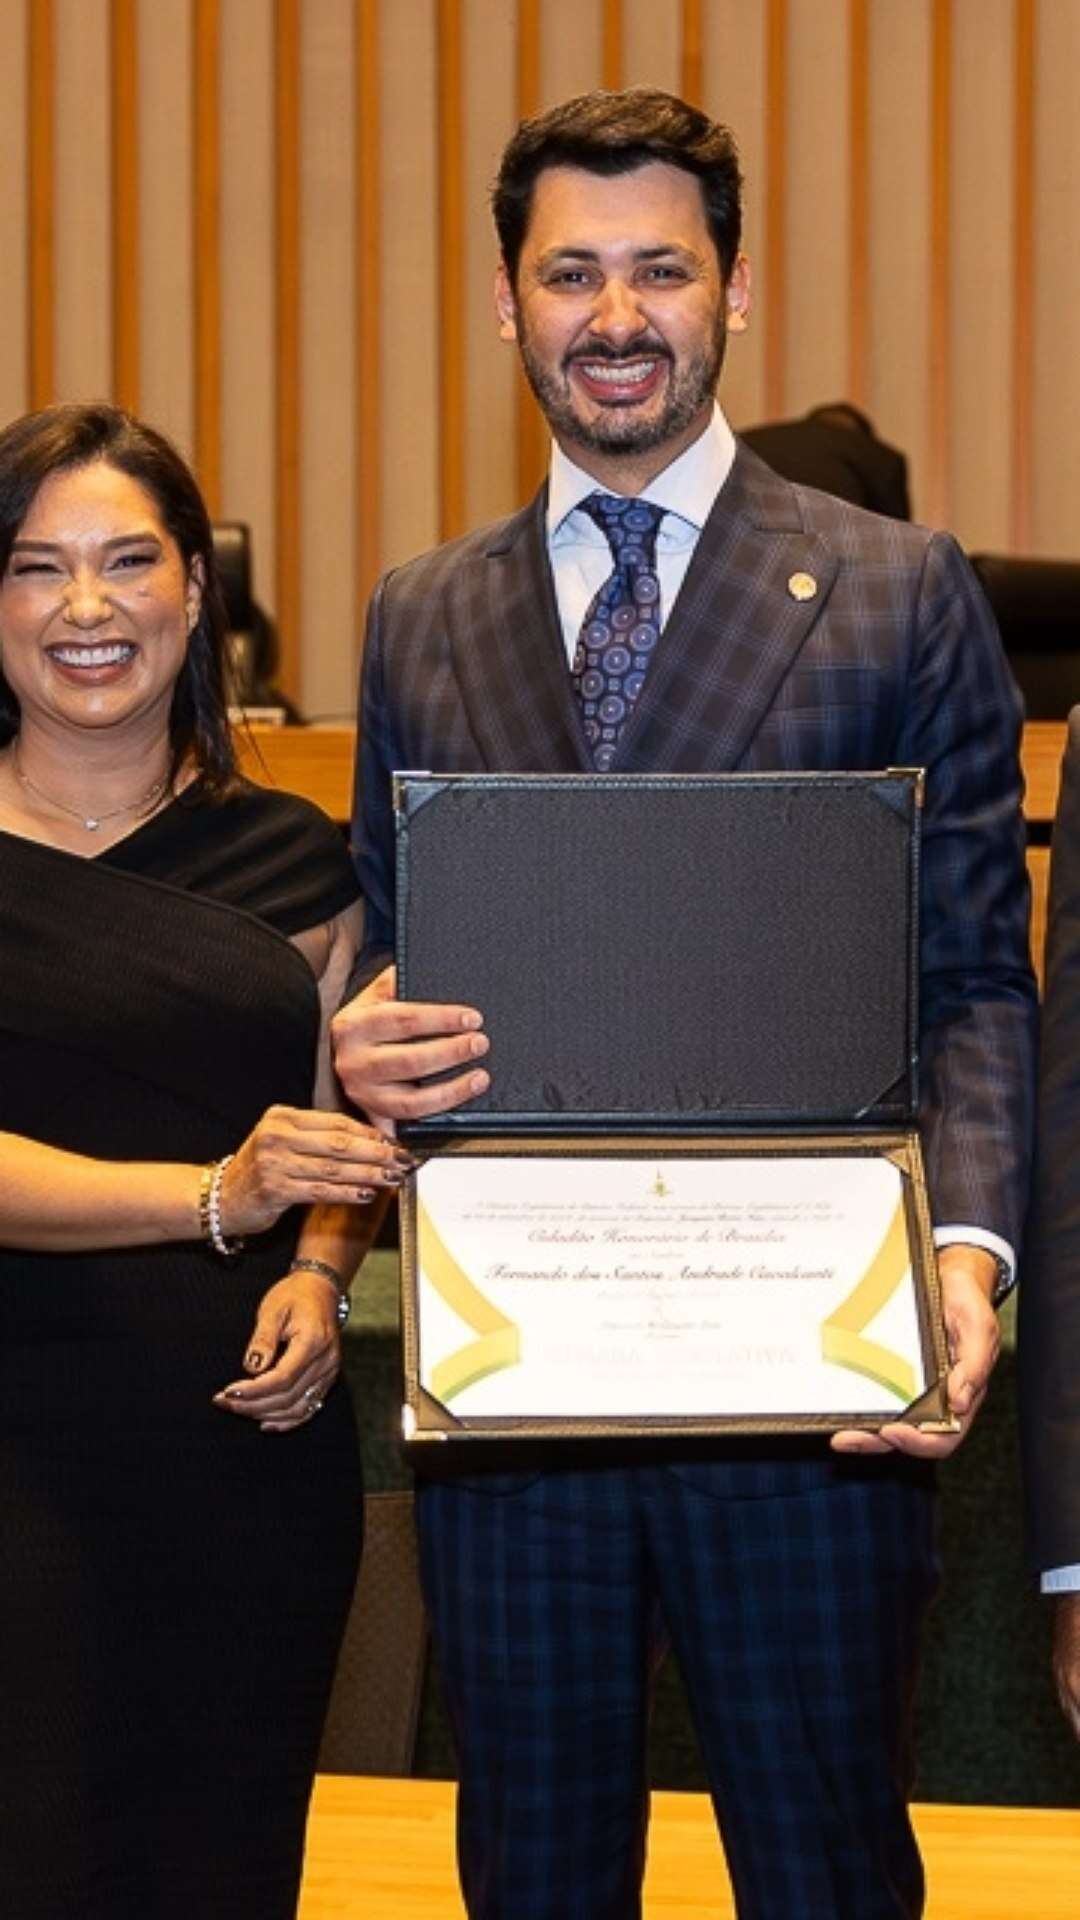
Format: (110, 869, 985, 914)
(0, 402, 236, 795)
(493, 87, 743, 285)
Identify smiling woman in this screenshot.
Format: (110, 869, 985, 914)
(0, 406, 387, 1920)
(2, 463, 198, 809)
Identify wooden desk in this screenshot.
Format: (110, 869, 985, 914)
(1022, 719, 1066, 826)
(234, 724, 355, 822)
(299, 1776, 1080, 1920)
(234, 721, 1067, 832)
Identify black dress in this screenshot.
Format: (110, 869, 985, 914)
(0, 781, 364, 1920)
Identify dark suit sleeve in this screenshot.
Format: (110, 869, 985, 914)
(346, 573, 397, 997)
(896, 532, 1037, 1251)
(1020, 711, 1080, 1572)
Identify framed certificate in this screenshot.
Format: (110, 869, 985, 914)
(393, 771, 950, 1443)
(400, 1135, 955, 1441)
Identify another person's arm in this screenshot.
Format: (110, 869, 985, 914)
(1019, 709, 1080, 1738)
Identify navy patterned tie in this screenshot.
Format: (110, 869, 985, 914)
(571, 493, 664, 771)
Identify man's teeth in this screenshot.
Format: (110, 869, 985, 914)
(578, 359, 657, 385)
(51, 644, 135, 667)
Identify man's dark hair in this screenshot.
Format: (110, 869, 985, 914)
(0, 402, 236, 796)
(807, 402, 875, 438)
(493, 87, 742, 284)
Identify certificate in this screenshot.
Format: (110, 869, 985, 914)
(401, 1138, 954, 1439)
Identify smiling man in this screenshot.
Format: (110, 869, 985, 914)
(333, 90, 1035, 1920)
(499, 156, 744, 478)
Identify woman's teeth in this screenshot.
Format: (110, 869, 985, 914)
(50, 643, 136, 667)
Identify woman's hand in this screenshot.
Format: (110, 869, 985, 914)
(212, 1268, 344, 1431)
(218, 1105, 411, 1237)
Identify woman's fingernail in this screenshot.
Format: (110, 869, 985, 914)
(469, 1072, 489, 1095)
(461, 1011, 482, 1031)
(246, 1350, 264, 1371)
(357, 1186, 375, 1202)
(225, 1387, 246, 1401)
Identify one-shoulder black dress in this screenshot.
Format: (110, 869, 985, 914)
(0, 781, 364, 1920)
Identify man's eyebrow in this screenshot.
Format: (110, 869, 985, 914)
(535, 243, 695, 268)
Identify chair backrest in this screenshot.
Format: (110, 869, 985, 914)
(969, 553, 1080, 719)
(211, 520, 254, 631)
(318, 1490, 429, 1776)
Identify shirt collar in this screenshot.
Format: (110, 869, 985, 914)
(547, 403, 737, 543)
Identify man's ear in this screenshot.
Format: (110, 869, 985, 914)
(495, 263, 519, 343)
(725, 253, 752, 336)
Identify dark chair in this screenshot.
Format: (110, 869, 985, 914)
(969, 553, 1080, 720)
(317, 1490, 429, 1776)
(211, 521, 302, 720)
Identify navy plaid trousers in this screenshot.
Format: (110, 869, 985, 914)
(418, 1460, 938, 1920)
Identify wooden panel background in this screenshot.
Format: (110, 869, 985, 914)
(6, 0, 1078, 717)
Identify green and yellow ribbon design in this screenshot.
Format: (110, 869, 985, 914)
(820, 1197, 917, 1405)
(418, 1200, 522, 1404)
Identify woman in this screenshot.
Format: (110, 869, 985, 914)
(0, 404, 400, 1919)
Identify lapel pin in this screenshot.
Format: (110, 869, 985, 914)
(788, 571, 818, 602)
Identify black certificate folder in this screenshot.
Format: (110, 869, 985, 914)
(394, 771, 921, 1131)
(394, 770, 954, 1442)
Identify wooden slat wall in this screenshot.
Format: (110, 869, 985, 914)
(192, 0, 221, 512)
(355, 0, 381, 610)
(110, 0, 139, 411)
(762, 0, 788, 419)
(514, 0, 546, 504)
(601, 0, 622, 89)
(7, 0, 1080, 719)
(680, 0, 704, 106)
(273, 0, 301, 700)
(1010, 0, 1036, 552)
(926, 0, 953, 531)
(437, 0, 466, 543)
(27, 0, 55, 408)
(847, 0, 869, 408)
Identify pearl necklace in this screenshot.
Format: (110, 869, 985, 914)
(12, 747, 169, 833)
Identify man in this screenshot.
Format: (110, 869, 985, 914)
(1020, 707, 1080, 1744)
(333, 89, 1035, 1920)
(741, 401, 911, 519)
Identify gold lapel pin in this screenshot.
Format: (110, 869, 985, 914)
(788, 571, 818, 602)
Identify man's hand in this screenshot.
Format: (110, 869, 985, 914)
(831, 1243, 1001, 1461)
(1053, 1594, 1080, 1742)
(331, 965, 490, 1131)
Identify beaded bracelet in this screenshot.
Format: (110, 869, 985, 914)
(198, 1154, 245, 1259)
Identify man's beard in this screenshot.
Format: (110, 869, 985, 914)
(516, 315, 727, 459)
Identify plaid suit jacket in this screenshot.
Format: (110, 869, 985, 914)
(352, 445, 1036, 1251)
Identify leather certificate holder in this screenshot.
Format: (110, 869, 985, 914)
(393, 771, 955, 1442)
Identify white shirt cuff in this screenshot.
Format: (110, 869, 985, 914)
(1042, 1565, 1080, 1593)
(933, 1225, 1016, 1283)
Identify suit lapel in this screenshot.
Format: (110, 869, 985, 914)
(616, 446, 841, 772)
(449, 490, 589, 772)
